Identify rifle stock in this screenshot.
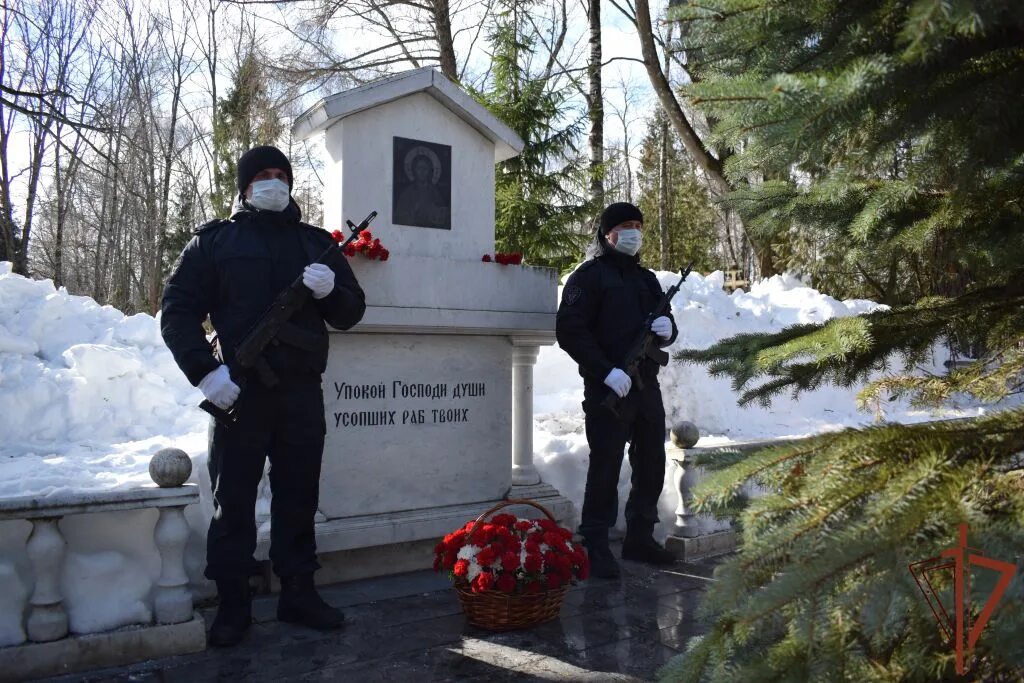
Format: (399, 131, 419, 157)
(199, 398, 236, 425)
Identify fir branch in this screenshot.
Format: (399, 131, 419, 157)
(661, 411, 1024, 682)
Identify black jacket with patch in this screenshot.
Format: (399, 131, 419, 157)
(555, 237, 678, 386)
(160, 199, 365, 387)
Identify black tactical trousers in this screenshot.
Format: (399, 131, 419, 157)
(205, 378, 327, 580)
(578, 378, 667, 544)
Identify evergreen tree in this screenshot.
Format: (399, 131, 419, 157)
(473, 0, 593, 271)
(211, 51, 284, 217)
(657, 2, 1024, 680)
(161, 186, 198, 278)
(635, 113, 718, 273)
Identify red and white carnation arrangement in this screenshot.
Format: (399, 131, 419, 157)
(332, 228, 390, 261)
(434, 513, 590, 594)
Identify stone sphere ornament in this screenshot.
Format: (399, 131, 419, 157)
(149, 448, 192, 487)
(670, 421, 701, 449)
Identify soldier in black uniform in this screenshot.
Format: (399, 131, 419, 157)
(555, 202, 678, 579)
(161, 146, 365, 646)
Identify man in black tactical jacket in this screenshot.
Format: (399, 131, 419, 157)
(555, 202, 678, 579)
(161, 145, 365, 646)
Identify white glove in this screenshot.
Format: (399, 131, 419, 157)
(651, 315, 673, 339)
(302, 263, 335, 300)
(198, 365, 240, 410)
(603, 368, 632, 399)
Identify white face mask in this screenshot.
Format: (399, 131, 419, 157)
(612, 229, 642, 256)
(248, 178, 290, 212)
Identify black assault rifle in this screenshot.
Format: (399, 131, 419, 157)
(199, 210, 378, 426)
(601, 262, 693, 418)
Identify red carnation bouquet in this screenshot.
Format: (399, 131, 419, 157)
(481, 252, 523, 265)
(434, 511, 589, 595)
(331, 228, 390, 261)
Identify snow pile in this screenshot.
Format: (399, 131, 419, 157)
(0, 263, 203, 498)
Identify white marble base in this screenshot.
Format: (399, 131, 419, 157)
(0, 613, 205, 682)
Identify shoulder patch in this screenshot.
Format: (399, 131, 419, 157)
(193, 218, 229, 235)
(563, 285, 583, 306)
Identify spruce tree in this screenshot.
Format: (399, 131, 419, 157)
(473, 0, 593, 271)
(657, 2, 1024, 680)
(211, 51, 284, 217)
(635, 112, 719, 273)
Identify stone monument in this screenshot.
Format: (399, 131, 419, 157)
(275, 67, 574, 582)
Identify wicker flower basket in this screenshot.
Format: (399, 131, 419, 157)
(453, 499, 570, 631)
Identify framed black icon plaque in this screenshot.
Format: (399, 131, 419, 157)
(392, 136, 452, 230)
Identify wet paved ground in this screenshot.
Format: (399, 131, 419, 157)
(51, 545, 721, 682)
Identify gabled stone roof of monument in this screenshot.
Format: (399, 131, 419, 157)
(292, 67, 525, 163)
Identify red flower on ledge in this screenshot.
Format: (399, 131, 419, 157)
(332, 228, 390, 261)
(481, 252, 523, 265)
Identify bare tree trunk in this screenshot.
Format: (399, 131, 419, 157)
(0, 8, 19, 265)
(587, 0, 603, 206)
(152, 65, 183, 310)
(98, 116, 126, 302)
(633, 0, 728, 197)
(18, 114, 50, 275)
(53, 141, 65, 286)
(93, 139, 112, 299)
(203, 0, 219, 202)
(657, 23, 672, 270)
(658, 117, 669, 271)
(432, 0, 458, 81)
(623, 144, 633, 204)
(14, 1, 57, 276)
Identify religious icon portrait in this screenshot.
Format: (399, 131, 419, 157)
(392, 136, 452, 230)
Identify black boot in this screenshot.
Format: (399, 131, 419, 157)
(208, 578, 252, 647)
(584, 540, 621, 579)
(277, 574, 345, 630)
(622, 528, 677, 566)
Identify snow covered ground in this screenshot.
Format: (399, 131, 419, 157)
(0, 261, 999, 644)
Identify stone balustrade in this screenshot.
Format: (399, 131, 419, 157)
(0, 485, 199, 640)
(665, 423, 805, 560)
(0, 449, 205, 681)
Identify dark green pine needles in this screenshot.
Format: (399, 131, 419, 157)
(659, 1, 1024, 680)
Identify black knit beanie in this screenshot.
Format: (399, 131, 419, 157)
(236, 145, 293, 194)
(598, 202, 644, 234)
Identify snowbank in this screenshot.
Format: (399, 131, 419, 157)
(0, 263, 203, 498)
(0, 262, 992, 644)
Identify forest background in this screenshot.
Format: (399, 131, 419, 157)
(1, 0, 745, 312)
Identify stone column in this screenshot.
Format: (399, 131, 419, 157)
(511, 342, 541, 486)
(153, 505, 193, 624)
(670, 458, 700, 538)
(26, 517, 68, 642)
